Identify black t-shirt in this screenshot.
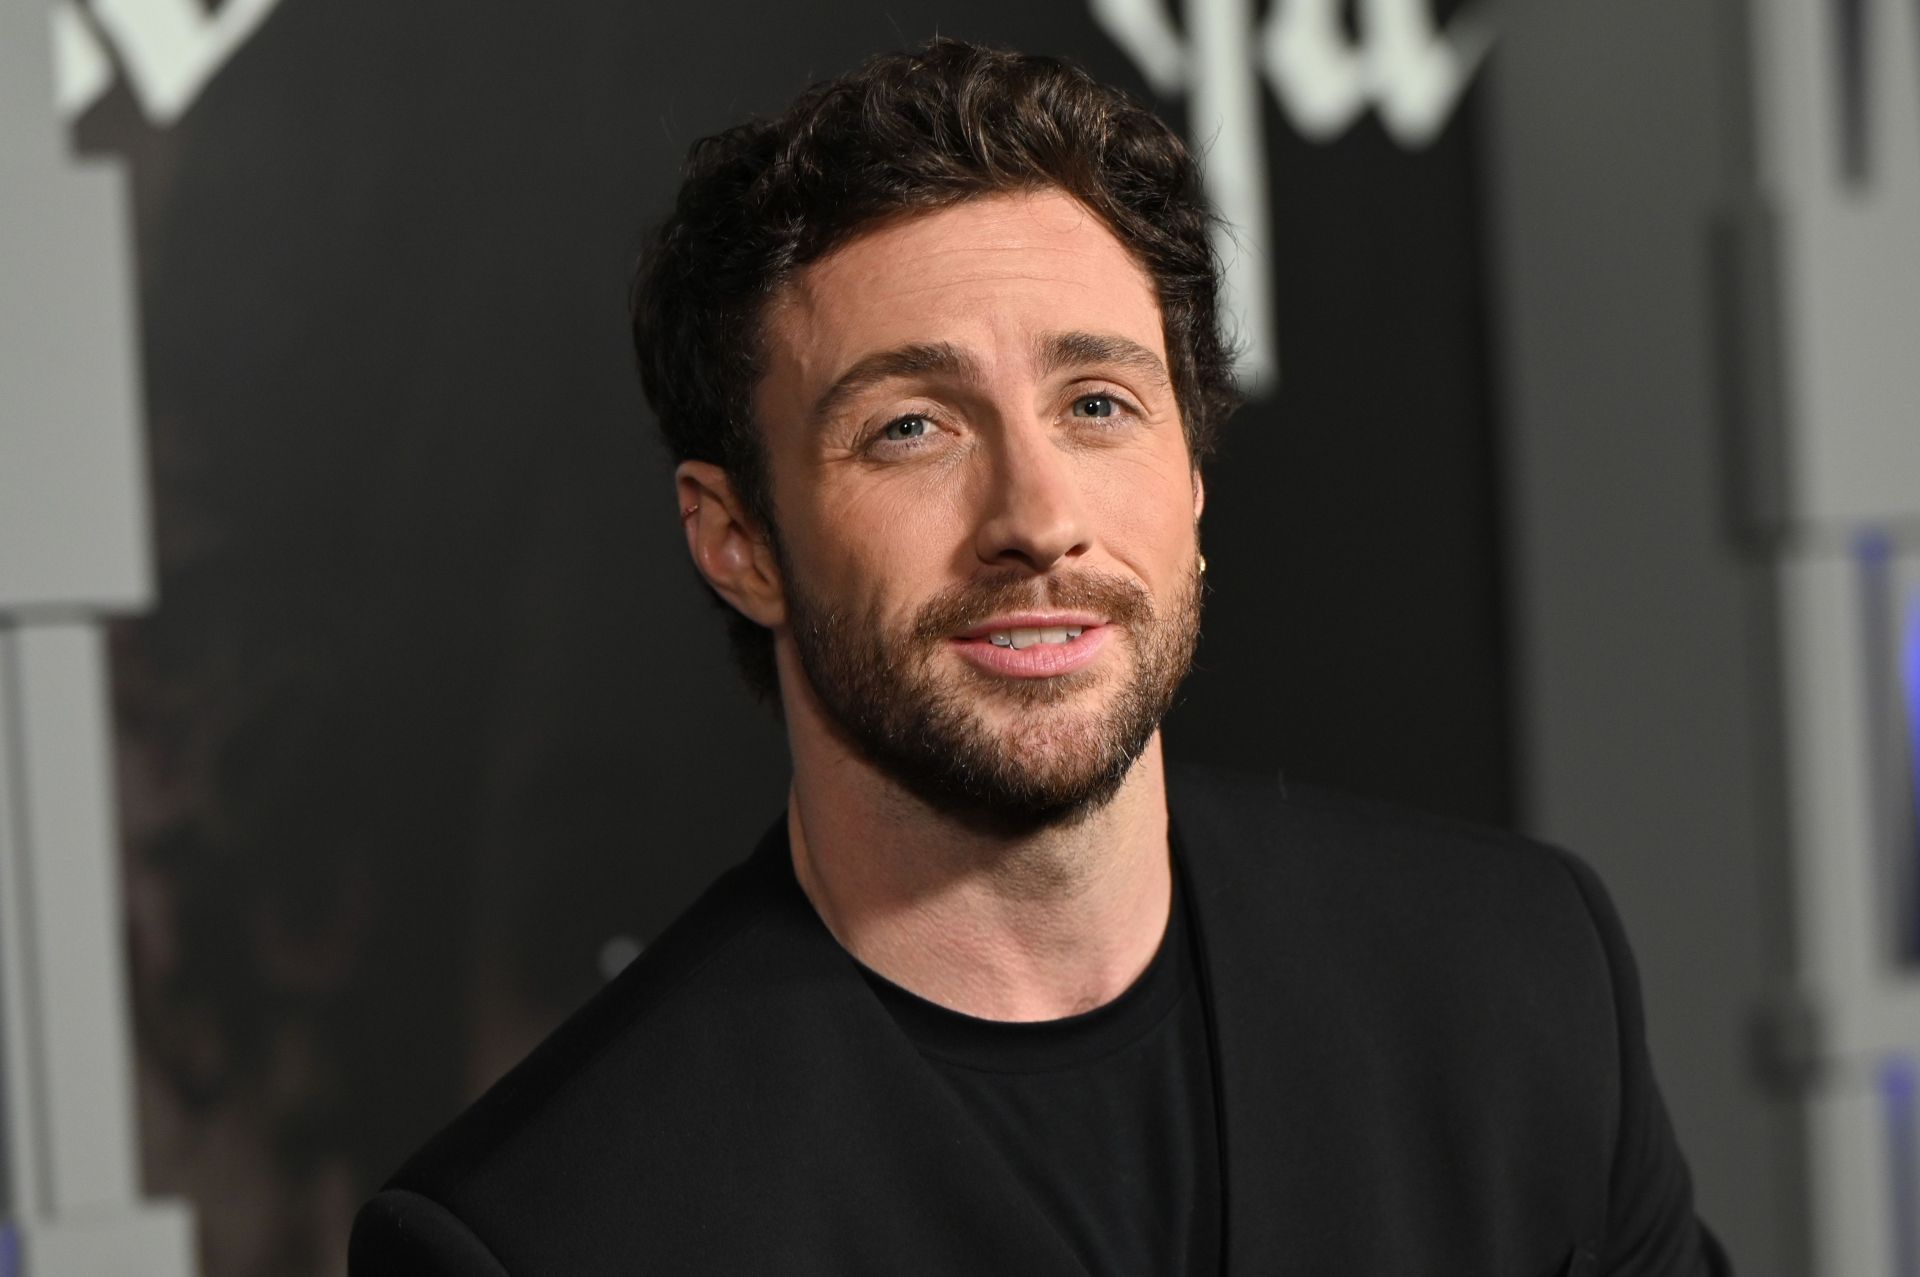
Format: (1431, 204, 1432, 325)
(859, 866, 1223, 1276)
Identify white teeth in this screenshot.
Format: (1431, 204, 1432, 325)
(986, 626, 1085, 649)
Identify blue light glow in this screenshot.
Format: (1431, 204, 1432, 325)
(1854, 527, 1920, 960)
(1883, 1053, 1919, 1277)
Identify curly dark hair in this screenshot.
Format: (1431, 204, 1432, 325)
(631, 37, 1237, 700)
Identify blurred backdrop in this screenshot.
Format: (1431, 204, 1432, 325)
(5, 0, 1920, 1274)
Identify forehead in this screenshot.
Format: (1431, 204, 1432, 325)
(761, 189, 1167, 391)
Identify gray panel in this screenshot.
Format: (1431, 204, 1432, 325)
(0, 622, 197, 1274)
(12, 1198, 195, 1276)
(1748, 0, 1920, 528)
(1480, 0, 1801, 1271)
(5, 624, 138, 1214)
(0, 0, 151, 614)
(0, 625, 44, 1221)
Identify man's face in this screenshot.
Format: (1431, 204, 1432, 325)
(754, 188, 1205, 826)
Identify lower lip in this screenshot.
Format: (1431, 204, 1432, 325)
(951, 626, 1113, 679)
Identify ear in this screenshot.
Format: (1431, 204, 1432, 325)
(1191, 465, 1206, 523)
(675, 461, 787, 628)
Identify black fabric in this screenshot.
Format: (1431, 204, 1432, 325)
(859, 859, 1222, 1276)
(348, 1189, 512, 1277)
(348, 765, 1733, 1275)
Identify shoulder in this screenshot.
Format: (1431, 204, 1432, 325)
(354, 822, 857, 1259)
(398, 827, 795, 1177)
(1166, 772, 1721, 1268)
(1169, 761, 1625, 1049)
(1170, 761, 1603, 905)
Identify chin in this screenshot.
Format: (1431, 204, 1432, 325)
(889, 705, 1155, 833)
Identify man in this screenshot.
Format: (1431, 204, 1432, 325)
(351, 39, 1728, 1275)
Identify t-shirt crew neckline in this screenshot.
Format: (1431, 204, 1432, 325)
(855, 864, 1192, 1075)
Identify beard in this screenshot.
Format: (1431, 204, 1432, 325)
(783, 557, 1203, 831)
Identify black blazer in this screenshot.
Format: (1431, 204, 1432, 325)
(351, 766, 1728, 1275)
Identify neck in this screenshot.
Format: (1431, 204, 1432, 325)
(783, 694, 1173, 1024)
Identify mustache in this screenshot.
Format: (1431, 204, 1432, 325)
(909, 571, 1154, 641)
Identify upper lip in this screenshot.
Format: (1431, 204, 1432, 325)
(955, 613, 1107, 638)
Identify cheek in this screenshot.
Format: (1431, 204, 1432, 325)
(1082, 452, 1198, 565)
(791, 482, 971, 611)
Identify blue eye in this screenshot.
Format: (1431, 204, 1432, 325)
(1071, 395, 1117, 419)
(881, 415, 930, 442)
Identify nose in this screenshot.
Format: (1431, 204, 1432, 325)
(971, 417, 1090, 573)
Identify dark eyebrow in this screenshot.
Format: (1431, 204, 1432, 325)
(1034, 331, 1171, 388)
(809, 342, 982, 427)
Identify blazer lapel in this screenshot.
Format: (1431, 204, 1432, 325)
(1171, 767, 1436, 1275)
(1171, 766, 1304, 1272)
